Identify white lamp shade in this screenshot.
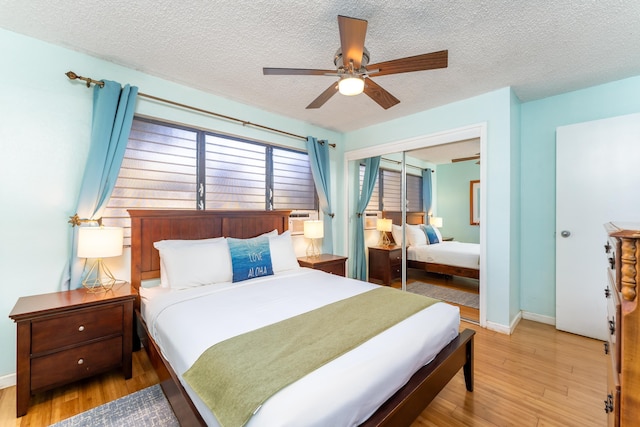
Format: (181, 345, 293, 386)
(430, 217, 443, 228)
(77, 227, 124, 258)
(376, 218, 393, 232)
(303, 220, 324, 239)
(338, 77, 365, 96)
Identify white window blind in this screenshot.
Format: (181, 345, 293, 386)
(205, 135, 266, 210)
(102, 118, 317, 245)
(358, 164, 380, 211)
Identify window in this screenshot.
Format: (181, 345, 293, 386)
(103, 117, 316, 244)
(359, 164, 423, 212)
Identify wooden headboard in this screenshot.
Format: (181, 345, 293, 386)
(382, 211, 425, 226)
(128, 210, 291, 294)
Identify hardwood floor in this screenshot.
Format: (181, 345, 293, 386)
(1, 321, 606, 426)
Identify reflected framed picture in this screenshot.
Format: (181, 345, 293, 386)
(470, 180, 480, 225)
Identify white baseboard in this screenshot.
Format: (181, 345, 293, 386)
(0, 373, 16, 390)
(522, 311, 556, 325)
(485, 311, 523, 335)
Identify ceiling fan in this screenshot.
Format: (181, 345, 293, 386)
(263, 15, 448, 110)
(452, 153, 481, 164)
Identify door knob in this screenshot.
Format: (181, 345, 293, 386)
(560, 230, 571, 238)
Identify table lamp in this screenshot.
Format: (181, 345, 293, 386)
(304, 220, 323, 258)
(430, 217, 443, 228)
(77, 226, 124, 292)
(376, 218, 393, 247)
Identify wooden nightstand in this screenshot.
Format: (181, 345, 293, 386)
(9, 284, 136, 417)
(368, 245, 402, 286)
(298, 254, 348, 277)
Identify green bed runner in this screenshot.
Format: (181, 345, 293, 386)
(183, 286, 439, 427)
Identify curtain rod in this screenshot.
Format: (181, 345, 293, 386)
(381, 156, 433, 172)
(65, 71, 336, 148)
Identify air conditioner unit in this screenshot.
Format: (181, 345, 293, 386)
(288, 211, 319, 235)
(364, 211, 382, 230)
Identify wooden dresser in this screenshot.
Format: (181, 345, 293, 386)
(9, 285, 136, 417)
(297, 254, 348, 276)
(603, 222, 640, 426)
(368, 246, 402, 285)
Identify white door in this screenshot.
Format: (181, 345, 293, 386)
(556, 113, 640, 341)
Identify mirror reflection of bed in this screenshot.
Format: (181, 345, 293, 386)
(382, 211, 480, 323)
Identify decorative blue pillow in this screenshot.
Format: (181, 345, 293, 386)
(227, 236, 274, 282)
(421, 225, 440, 244)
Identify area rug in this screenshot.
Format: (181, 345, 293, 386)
(49, 384, 178, 427)
(406, 281, 479, 309)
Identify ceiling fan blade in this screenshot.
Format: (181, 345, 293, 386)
(368, 50, 448, 77)
(306, 82, 339, 109)
(363, 78, 400, 109)
(451, 155, 480, 163)
(338, 15, 367, 69)
(263, 68, 336, 76)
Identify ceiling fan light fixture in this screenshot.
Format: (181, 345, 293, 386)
(338, 76, 364, 96)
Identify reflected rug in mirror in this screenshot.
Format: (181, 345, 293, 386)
(49, 384, 178, 427)
(406, 281, 479, 309)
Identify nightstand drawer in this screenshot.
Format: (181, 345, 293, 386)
(31, 336, 123, 391)
(32, 305, 124, 354)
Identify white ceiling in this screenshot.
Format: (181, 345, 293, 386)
(2, 0, 639, 139)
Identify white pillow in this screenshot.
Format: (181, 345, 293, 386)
(406, 224, 427, 246)
(155, 239, 232, 289)
(391, 224, 403, 246)
(154, 237, 225, 288)
(269, 230, 300, 273)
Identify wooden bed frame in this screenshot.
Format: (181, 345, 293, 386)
(383, 211, 480, 280)
(129, 209, 475, 426)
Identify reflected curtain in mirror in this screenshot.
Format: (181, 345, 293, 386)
(354, 156, 381, 280)
(422, 168, 433, 222)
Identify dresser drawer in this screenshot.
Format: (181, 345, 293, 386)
(606, 346, 621, 427)
(605, 273, 621, 373)
(31, 336, 123, 391)
(32, 305, 124, 354)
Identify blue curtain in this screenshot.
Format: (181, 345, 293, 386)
(422, 168, 433, 223)
(354, 156, 381, 280)
(306, 136, 334, 254)
(64, 80, 138, 289)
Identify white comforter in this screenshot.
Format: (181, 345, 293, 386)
(408, 241, 480, 270)
(141, 268, 460, 427)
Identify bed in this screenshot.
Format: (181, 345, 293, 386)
(129, 209, 475, 426)
(383, 211, 480, 280)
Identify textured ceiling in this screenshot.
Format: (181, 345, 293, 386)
(1, 0, 640, 135)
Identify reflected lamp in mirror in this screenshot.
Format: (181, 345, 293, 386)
(376, 218, 393, 247)
(303, 220, 323, 258)
(430, 217, 443, 228)
(77, 226, 124, 292)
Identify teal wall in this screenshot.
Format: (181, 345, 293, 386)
(0, 29, 341, 379)
(519, 75, 640, 318)
(435, 160, 480, 243)
(3, 25, 640, 382)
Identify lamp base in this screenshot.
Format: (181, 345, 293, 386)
(82, 259, 124, 292)
(306, 239, 321, 258)
(379, 231, 391, 247)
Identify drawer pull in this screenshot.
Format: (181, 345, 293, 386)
(609, 320, 615, 335)
(77, 358, 84, 365)
(604, 287, 610, 298)
(604, 242, 611, 253)
(604, 393, 614, 413)
(608, 257, 615, 269)
(78, 325, 85, 332)
(604, 342, 609, 355)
